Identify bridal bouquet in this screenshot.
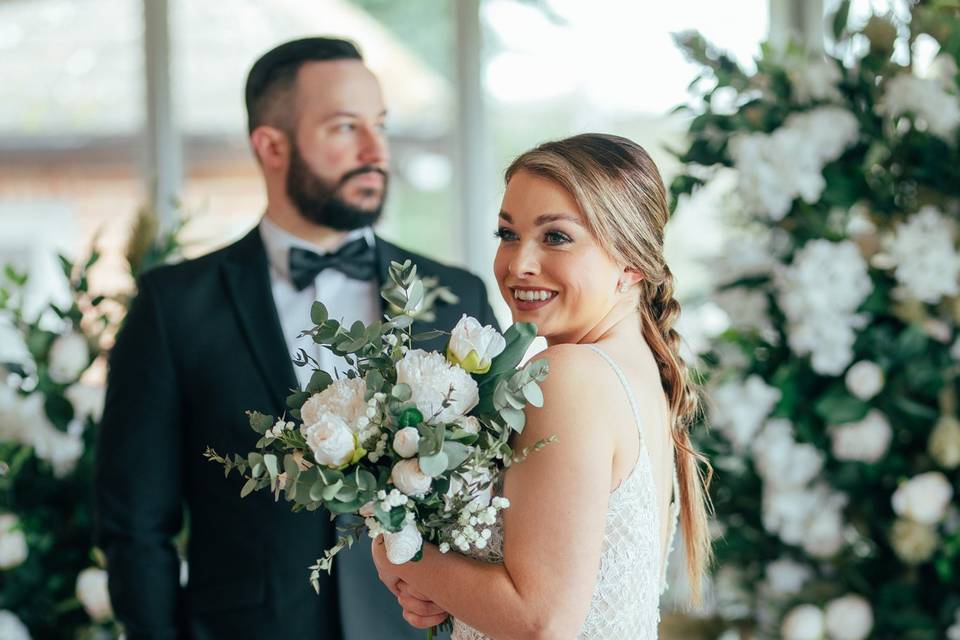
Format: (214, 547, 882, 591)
(206, 260, 552, 593)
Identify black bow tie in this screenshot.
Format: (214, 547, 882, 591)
(288, 238, 377, 291)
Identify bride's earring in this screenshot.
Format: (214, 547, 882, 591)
(618, 281, 629, 293)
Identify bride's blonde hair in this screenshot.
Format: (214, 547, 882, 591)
(505, 133, 713, 601)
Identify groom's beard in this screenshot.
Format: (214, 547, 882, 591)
(286, 143, 388, 231)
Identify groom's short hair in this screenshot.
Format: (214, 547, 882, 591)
(245, 37, 363, 134)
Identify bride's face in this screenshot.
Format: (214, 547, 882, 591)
(494, 170, 623, 344)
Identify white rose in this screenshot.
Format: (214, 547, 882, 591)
(824, 594, 873, 640)
(392, 427, 421, 458)
(300, 377, 367, 431)
(830, 410, 893, 464)
(844, 361, 884, 400)
(454, 415, 481, 435)
(0, 610, 30, 640)
(930, 416, 960, 469)
(383, 520, 423, 564)
(446, 315, 506, 374)
(391, 459, 432, 497)
(396, 349, 479, 424)
(47, 332, 90, 384)
(892, 471, 954, 525)
(303, 413, 356, 468)
(64, 382, 105, 423)
(782, 604, 826, 640)
(0, 514, 28, 570)
(76, 567, 113, 622)
(764, 557, 813, 597)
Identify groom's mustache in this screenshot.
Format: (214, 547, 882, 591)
(339, 166, 388, 186)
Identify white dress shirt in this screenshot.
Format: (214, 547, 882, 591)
(258, 216, 380, 390)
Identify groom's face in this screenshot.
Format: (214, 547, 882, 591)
(285, 60, 390, 230)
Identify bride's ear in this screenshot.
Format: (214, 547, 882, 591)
(619, 268, 644, 288)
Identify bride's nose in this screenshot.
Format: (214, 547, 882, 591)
(508, 243, 540, 278)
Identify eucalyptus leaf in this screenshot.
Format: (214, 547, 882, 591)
(500, 407, 526, 432)
(310, 301, 329, 325)
(441, 441, 471, 470)
(419, 451, 449, 477)
(240, 478, 258, 498)
(522, 382, 544, 407)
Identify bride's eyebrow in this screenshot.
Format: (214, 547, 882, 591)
(498, 211, 583, 226)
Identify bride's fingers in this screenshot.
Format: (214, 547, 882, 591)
(398, 591, 447, 616)
(396, 581, 433, 601)
(402, 609, 449, 629)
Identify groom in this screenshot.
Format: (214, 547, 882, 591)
(94, 37, 494, 639)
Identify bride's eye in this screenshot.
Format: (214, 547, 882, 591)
(494, 227, 518, 241)
(544, 230, 572, 245)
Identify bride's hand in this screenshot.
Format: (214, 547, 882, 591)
(371, 537, 450, 628)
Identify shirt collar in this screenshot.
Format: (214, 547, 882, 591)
(258, 216, 374, 282)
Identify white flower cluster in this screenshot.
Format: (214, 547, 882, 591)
(844, 360, 884, 400)
(709, 375, 781, 451)
(891, 471, 954, 526)
(264, 418, 294, 440)
(47, 332, 90, 385)
(753, 419, 847, 558)
(882, 73, 960, 141)
(775, 240, 872, 375)
(1, 386, 84, 478)
(75, 567, 113, 622)
(729, 107, 859, 220)
(300, 379, 378, 468)
(829, 410, 893, 464)
(0, 610, 30, 640)
(762, 557, 813, 598)
(947, 607, 960, 640)
(886, 206, 960, 304)
(782, 594, 873, 640)
(713, 287, 777, 343)
(786, 57, 843, 103)
(0, 513, 28, 570)
(396, 349, 479, 424)
(444, 496, 510, 555)
(712, 236, 778, 286)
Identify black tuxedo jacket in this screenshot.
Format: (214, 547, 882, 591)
(94, 228, 498, 639)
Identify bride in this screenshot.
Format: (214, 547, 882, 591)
(372, 133, 712, 639)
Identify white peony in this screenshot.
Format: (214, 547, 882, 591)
(776, 240, 872, 375)
(710, 375, 781, 451)
(47, 331, 90, 384)
(930, 416, 960, 469)
(392, 427, 421, 458)
(391, 459, 432, 497)
(446, 315, 506, 375)
(76, 567, 113, 622)
(844, 361, 884, 400)
(65, 382, 105, 423)
(300, 377, 367, 432)
(782, 604, 826, 640)
(764, 557, 813, 597)
(882, 73, 960, 141)
(0, 610, 30, 640)
(396, 349, 479, 424)
(830, 410, 893, 464)
(383, 520, 423, 564)
(0, 513, 28, 570)
(303, 413, 356, 468)
(887, 206, 960, 304)
(892, 471, 954, 525)
(824, 594, 873, 640)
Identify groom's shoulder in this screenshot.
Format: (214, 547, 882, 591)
(138, 228, 257, 291)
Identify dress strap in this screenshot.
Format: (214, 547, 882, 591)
(584, 344, 644, 446)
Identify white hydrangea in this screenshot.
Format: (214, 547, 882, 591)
(886, 206, 960, 304)
(730, 107, 859, 220)
(752, 419, 824, 490)
(300, 377, 368, 432)
(824, 594, 873, 640)
(0, 610, 30, 640)
(882, 73, 960, 141)
(763, 557, 813, 597)
(844, 361, 884, 400)
(47, 331, 90, 384)
(396, 349, 479, 424)
(776, 240, 872, 375)
(891, 471, 954, 525)
(782, 604, 825, 640)
(762, 482, 847, 558)
(76, 567, 113, 622)
(713, 286, 776, 342)
(0, 513, 28, 570)
(712, 236, 778, 286)
(830, 410, 893, 464)
(787, 57, 844, 103)
(710, 375, 781, 451)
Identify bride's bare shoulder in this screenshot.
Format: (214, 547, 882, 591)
(528, 343, 618, 410)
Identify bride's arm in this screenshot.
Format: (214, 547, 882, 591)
(373, 346, 616, 640)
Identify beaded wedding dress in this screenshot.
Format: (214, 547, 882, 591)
(452, 345, 681, 640)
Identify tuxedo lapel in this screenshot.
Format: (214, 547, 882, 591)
(221, 228, 299, 416)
